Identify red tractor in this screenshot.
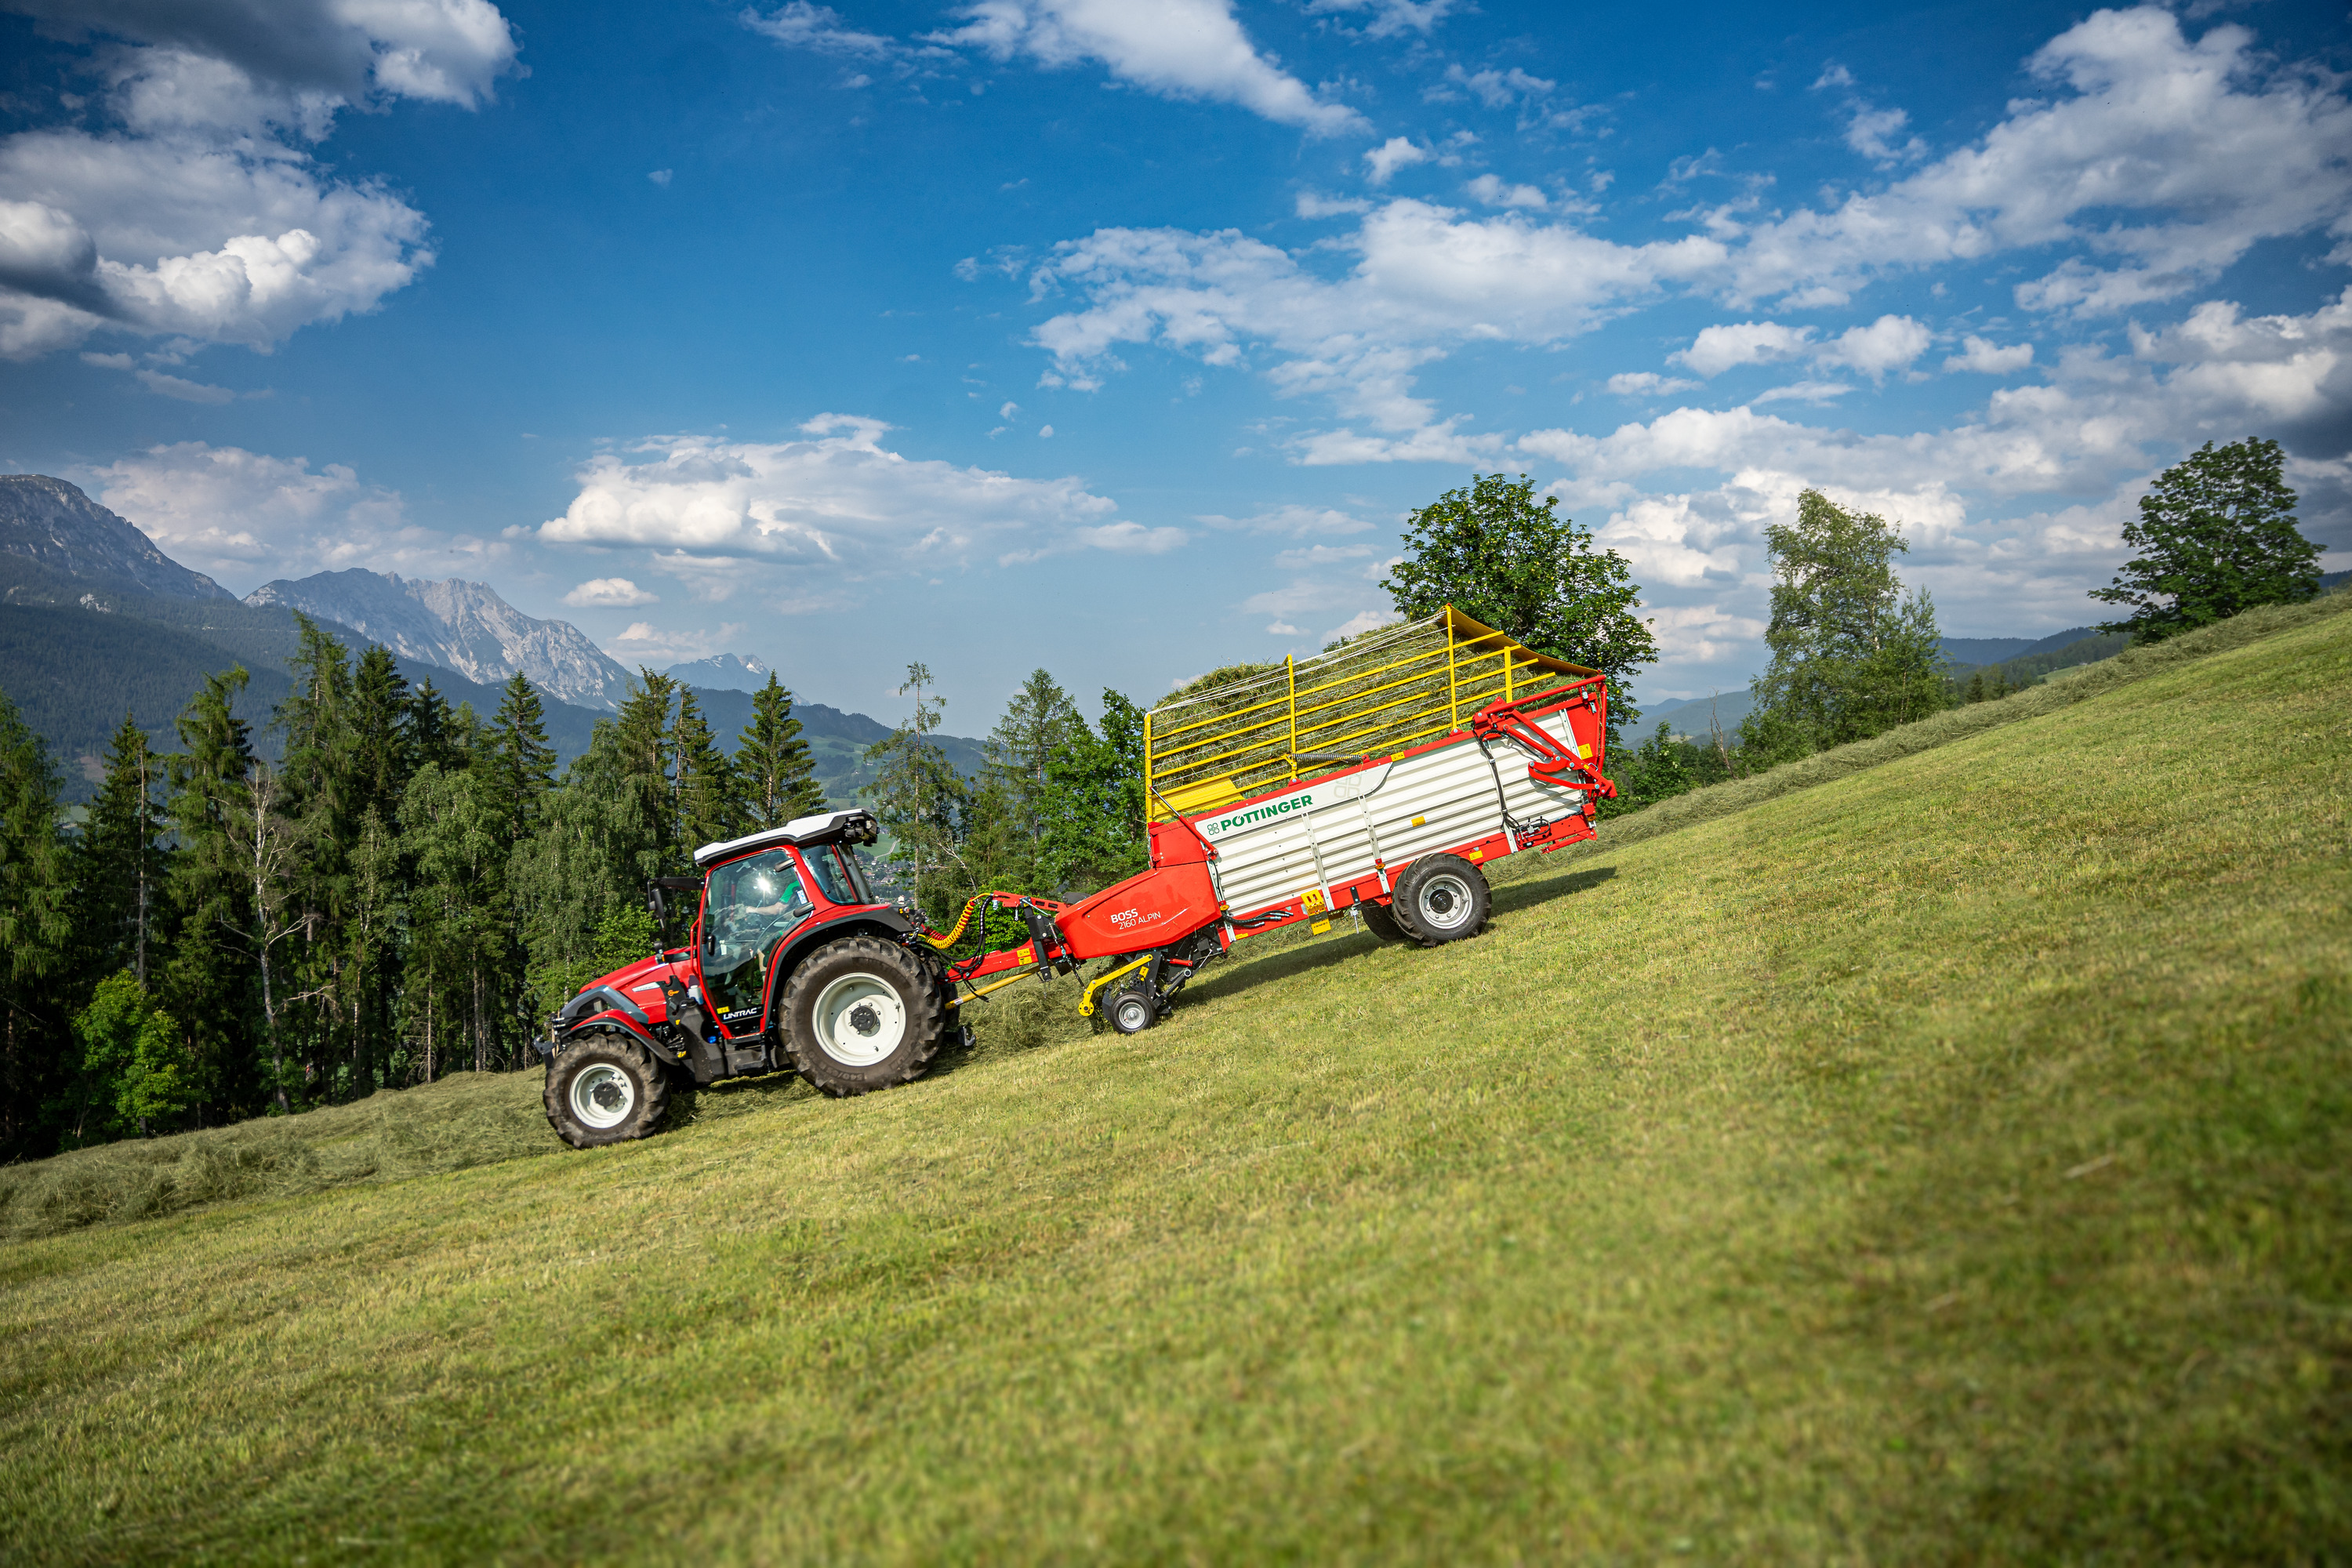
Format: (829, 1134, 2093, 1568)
(535, 807, 1220, 1149)
(537, 608, 1614, 1150)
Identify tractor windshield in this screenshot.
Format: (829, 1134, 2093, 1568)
(702, 849, 811, 1024)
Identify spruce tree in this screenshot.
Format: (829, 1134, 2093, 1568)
(985, 668, 1079, 879)
(737, 673, 822, 826)
(612, 671, 677, 868)
(408, 679, 470, 775)
(2093, 437, 2320, 642)
(349, 645, 412, 828)
(77, 712, 169, 987)
(164, 667, 256, 1123)
(671, 688, 738, 854)
(862, 662, 960, 914)
(0, 685, 70, 1160)
(490, 673, 557, 835)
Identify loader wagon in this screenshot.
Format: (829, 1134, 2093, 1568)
(536, 608, 1615, 1147)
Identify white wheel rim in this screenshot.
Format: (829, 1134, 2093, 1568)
(569, 1062, 636, 1130)
(1114, 995, 1151, 1031)
(812, 971, 907, 1066)
(1416, 873, 1476, 931)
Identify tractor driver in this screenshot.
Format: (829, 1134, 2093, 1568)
(702, 850, 814, 1018)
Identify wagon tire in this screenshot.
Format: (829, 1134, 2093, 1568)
(1103, 982, 1158, 1035)
(779, 935, 947, 1097)
(1359, 899, 1410, 943)
(1392, 855, 1490, 946)
(545, 1031, 672, 1149)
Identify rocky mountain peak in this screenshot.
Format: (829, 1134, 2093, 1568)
(0, 474, 234, 601)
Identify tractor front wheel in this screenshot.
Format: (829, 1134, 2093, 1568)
(779, 936, 948, 1097)
(544, 1031, 672, 1149)
(1392, 854, 1490, 946)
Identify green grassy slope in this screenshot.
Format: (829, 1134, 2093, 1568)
(2, 598, 2347, 1563)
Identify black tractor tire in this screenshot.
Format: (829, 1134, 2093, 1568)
(1359, 898, 1410, 943)
(1102, 981, 1158, 1035)
(779, 935, 948, 1097)
(544, 1030, 672, 1149)
(1392, 854, 1491, 946)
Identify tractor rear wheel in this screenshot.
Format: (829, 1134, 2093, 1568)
(544, 1031, 671, 1149)
(779, 935, 947, 1097)
(1393, 854, 1490, 946)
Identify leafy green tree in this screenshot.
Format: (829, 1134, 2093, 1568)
(1744, 489, 1947, 754)
(1036, 690, 1148, 896)
(488, 673, 557, 836)
(736, 673, 822, 826)
(0, 685, 70, 1160)
(2092, 437, 2321, 643)
(1383, 472, 1658, 741)
(64, 971, 188, 1142)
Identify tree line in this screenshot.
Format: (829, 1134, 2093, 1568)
(1601, 437, 2322, 814)
(0, 437, 2321, 1160)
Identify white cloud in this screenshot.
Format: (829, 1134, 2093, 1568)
(1296, 190, 1372, 218)
(1723, 9, 2352, 313)
(931, 0, 1367, 134)
(648, 169, 673, 187)
(539, 415, 1129, 581)
(1606, 372, 1699, 397)
(1003, 9, 2351, 472)
(1465, 173, 1546, 210)
(1675, 321, 1814, 376)
(1748, 379, 1856, 405)
(998, 518, 1189, 564)
(1944, 336, 2035, 375)
(1305, 0, 1460, 40)
(0, 0, 516, 359)
(1363, 137, 1431, 186)
(81, 441, 490, 589)
(1841, 103, 1925, 166)
(1197, 503, 1374, 536)
(1028, 202, 1725, 450)
(1812, 314, 1932, 380)
(1672, 314, 1926, 383)
(1323, 607, 1399, 641)
(565, 577, 659, 607)
(743, 2, 906, 57)
(1432, 64, 1555, 108)
(133, 367, 234, 402)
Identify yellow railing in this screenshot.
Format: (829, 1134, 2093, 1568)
(1144, 607, 1597, 820)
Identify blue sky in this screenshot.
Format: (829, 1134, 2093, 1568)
(2, 0, 2347, 728)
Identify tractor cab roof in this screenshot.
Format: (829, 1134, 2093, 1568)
(691, 808, 880, 870)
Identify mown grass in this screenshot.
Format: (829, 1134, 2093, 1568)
(2, 597, 2347, 1563)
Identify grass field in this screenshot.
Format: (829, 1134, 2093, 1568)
(3, 597, 2347, 1563)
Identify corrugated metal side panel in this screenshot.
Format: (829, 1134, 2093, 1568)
(1204, 707, 1590, 914)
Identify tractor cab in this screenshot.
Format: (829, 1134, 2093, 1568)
(688, 811, 887, 1036)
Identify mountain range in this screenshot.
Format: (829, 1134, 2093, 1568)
(0, 476, 984, 804)
(248, 570, 637, 711)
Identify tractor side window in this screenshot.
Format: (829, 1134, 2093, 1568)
(702, 850, 811, 1022)
(805, 844, 858, 907)
(837, 845, 877, 904)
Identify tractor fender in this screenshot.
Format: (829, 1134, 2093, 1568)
(757, 909, 927, 1020)
(555, 1008, 666, 1057)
